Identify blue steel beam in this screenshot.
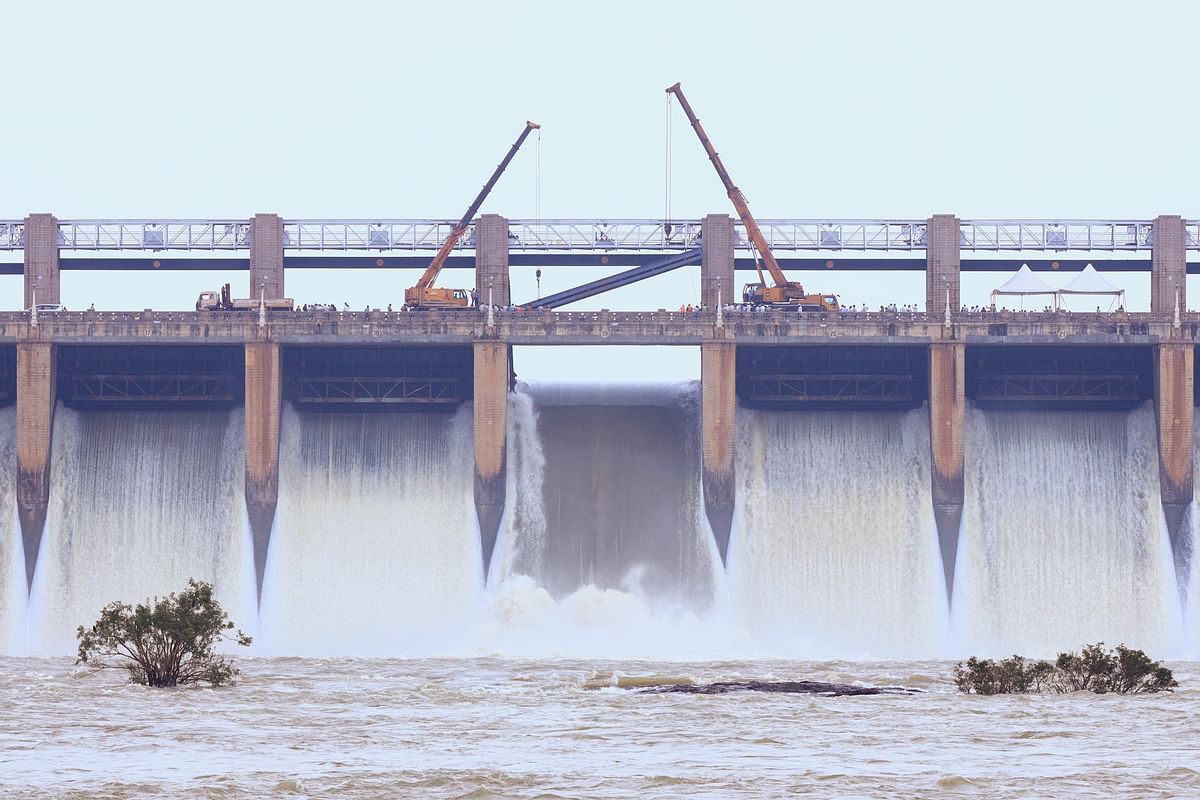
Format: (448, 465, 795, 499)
(0, 256, 1182, 275)
(523, 248, 703, 309)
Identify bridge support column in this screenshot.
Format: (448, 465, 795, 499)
(23, 213, 60, 309)
(474, 340, 510, 575)
(1155, 342, 1193, 586)
(16, 342, 55, 588)
(701, 339, 736, 563)
(1151, 214, 1186, 315)
(475, 214, 510, 307)
(245, 341, 281, 601)
(929, 341, 965, 603)
(250, 213, 284, 301)
(701, 214, 735, 310)
(925, 214, 960, 314)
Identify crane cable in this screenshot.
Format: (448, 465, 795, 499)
(664, 92, 673, 234)
(534, 124, 542, 232)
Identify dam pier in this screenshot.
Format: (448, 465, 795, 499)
(2, 212, 1198, 603)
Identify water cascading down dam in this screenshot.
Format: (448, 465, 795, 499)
(1, 211, 1199, 657)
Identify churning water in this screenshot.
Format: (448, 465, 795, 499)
(5, 655, 1200, 799)
(954, 404, 1184, 657)
(25, 408, 253, 655)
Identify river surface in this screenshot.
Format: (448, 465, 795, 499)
(1, 656, 1197, 798)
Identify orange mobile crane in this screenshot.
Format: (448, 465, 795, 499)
(405, 121, 541, 309)
(666, 83, 838, 312)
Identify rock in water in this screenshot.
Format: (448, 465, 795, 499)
(637, 680, 917, 697)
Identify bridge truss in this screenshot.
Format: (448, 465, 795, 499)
(3, 219, 1198, 253)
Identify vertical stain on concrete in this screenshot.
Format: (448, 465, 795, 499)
(245, 341, 281, 602)
(929, 342, 965, 603)
(702, 340, 736, 563)
(474, 341, 509, 575)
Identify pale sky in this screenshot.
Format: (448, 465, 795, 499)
(2, 0, 1195, 381)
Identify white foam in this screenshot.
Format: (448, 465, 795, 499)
(25, 406, 253, 655)
(0, 408, 25, 653)
(257, 404, 482, 656)
(952, 403, 1184, 657)
(727, 406, 948, 658)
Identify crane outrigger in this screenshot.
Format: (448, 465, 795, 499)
(405, 120, 541, 309)
(666, 83, 838, 311)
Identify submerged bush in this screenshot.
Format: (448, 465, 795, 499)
(76, 579, 251, 688)
(953, 655, 1054, 694)
(955, 643, 1176, 695)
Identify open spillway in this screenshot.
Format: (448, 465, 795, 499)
(258, 406, 481, 656)
(481, 384, 724, 658)
(0, 385, 1195, 659)
(728, 407, 947, 658)
(0, 409, 21, 652)
(25, 407, 253, 655)
(954, 404, 1183, 657)
(493, 384, 718, 610)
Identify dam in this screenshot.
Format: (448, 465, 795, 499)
(1, 212, 1198, 657)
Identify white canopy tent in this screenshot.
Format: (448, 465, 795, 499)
(990, 264, 1059, 309)
(1056, 264, 1125, 311)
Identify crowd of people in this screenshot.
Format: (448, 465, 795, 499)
(288, 301, 1129, 315)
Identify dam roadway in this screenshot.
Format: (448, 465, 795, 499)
(2, 211, 1198, 607)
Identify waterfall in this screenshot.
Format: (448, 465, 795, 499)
(0, 408, 23, 653)
(476, 383, 726, 659)
(490, 389, 548, 583)
(5, 384, 1193, 659)
(25, 407, 253, 655)
(953, 404, 1184, 657)
(727, 407, 947, 658)
(258, 405, 481, 656)
(493, 383, 718, 609)
(1184, 426, 1200, 656)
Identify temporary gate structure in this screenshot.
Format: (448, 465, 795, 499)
(1056, 264, 1125, 311)
(990, 264, 1059, 310)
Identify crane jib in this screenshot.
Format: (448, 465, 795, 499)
(667, 82, 789, 291)
(411, 121, 540, 295)
(454, 123, 538, 231)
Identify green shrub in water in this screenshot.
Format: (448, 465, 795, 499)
(955, 643, 1176, 695)
(76, 579, 251, 688)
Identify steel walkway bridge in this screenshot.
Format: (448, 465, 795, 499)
(4, 219, 1198, 307)
(4, 218, 1199, 254)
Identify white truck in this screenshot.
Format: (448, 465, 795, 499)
(196, 284, 294, 312)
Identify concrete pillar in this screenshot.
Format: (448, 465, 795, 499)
(701, 339, 737, 563)
(929, 341, 965, 603)
(475, 214, 510, 308)
(1151, 215, 1186, 316)
(244, 341, 281, 601)
(474, 340, 510, 574)
(925, 215, 960, 315)
(23, 214, 60, 309)
(1155, 342, 1193, 585)
(249, 213, 285, 301)
(701, 214, 735, 310)
(16, 342, 55, 588)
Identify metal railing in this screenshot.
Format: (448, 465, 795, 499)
(0, 218, 1196, 253)
(961, 221, 1155, 251)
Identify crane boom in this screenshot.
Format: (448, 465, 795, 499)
(409, 120, 541, 299)
(665, 83, 788, 290)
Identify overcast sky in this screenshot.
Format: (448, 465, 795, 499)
(3, 0, 1196, 380)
